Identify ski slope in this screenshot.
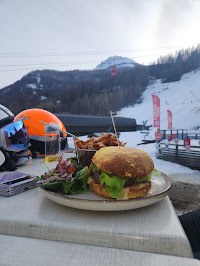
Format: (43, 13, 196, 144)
(69, 69, 200, 184)
(118, 69, 200, 184)
(119, 68, 200, 131)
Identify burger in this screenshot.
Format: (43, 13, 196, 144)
(87, 146, 154, 200)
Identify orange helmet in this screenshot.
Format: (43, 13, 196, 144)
(14, 109, 67, 157)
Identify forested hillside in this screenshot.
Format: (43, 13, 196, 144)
(0, 45, 200, 116)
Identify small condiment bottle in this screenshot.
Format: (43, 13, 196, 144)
(44, 122, 61, 162)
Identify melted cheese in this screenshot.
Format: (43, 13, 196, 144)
(87, 176, 93, 185)
(116, 182, 148, 200)
(131, 183, 147, 190)
(116, 187, 130, 200)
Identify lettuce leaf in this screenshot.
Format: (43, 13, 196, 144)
(62, 166, 88, 195)
(69, 157, 83, 172)
(91, 162, 98, 172)
(152, 169, 161, 176)
(41, 181, 64, 193)
(92, 163, 153, 198)
(134, 173, 151, 183)
(99, 172, 126, 198)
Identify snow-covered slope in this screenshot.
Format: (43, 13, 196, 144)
(68, 68, 200, 184)
(117, 70, 200, 184)
(94, 55, 137, 70)
(118, 68, 200, 131)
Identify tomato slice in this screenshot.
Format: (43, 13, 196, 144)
(67, 166, 75, 175)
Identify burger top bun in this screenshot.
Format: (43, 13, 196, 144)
(92, 146, 154, 180)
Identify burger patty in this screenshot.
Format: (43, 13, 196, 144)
(124, 178, 140, 187)
(91, 171, 145, 187)
(93, 172, 101, 184)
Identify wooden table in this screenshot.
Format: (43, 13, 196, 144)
(0, 234, 199, 266)
(0, 154, 194, 259)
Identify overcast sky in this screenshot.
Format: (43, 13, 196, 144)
(0, 0, 200, 89)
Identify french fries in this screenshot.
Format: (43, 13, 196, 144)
(75, 132, 127, 150)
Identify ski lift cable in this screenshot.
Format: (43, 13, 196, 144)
(123, 91, 199, 119)
(160, 99, 199, 128)
(0, 45, 184, 57)
(159, 94, 199, 117)
(122, 92, 199, 127)
(160, 98, 199, 121)
(0, 51, 184, 69)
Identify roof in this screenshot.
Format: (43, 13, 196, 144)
(55, 113, 137, 136)
(56, 114, 136, 126)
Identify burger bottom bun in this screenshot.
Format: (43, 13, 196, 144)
(89, 179, 151, 200)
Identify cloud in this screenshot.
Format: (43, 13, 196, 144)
(154, 0, 197, 45)
(0, 0, 200, 88)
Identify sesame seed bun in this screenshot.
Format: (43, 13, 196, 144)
(92, 146, 154, 180)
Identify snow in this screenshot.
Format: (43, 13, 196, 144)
(40, 96, 47, 100)
(26, 74, 43, 91)
(119, 69, 200, 130)
(36, 73, 41, 85)
(68, 68, 200, 185)
(26, 84, 37, 89)
(94, 55, 136, 70)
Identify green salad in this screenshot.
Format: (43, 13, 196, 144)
(36, 156, 88, 195)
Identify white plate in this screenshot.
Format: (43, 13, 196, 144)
(39, 172, 172, 211)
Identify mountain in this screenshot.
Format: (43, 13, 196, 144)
(94, 56, 138, 70)
(1, 46, 200, 116)
(0, 64, 148, 116)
